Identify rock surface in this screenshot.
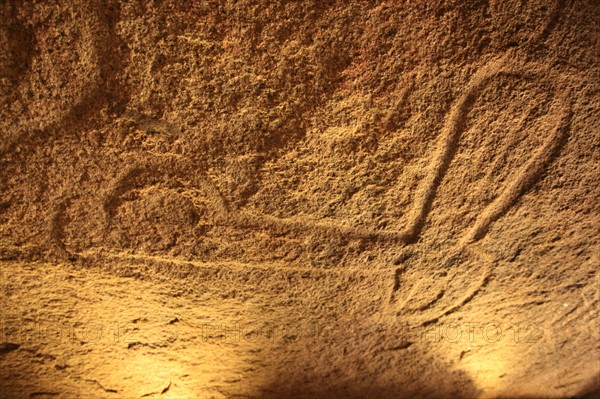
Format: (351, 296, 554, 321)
(1, 1, 599, 398)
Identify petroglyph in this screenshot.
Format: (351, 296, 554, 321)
(386, 49, 572, 325)
(9, 0, 573, 332)
(102, 157, 230, 238)
(229, 51, 571, 255)
(40, 48, 572, 290)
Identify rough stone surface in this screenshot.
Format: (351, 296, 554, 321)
(1, 1, 599, 398)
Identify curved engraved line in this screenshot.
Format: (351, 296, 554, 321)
(204, 0, 569, 243)
(402, 51, 516, 243)
(401, 52, 572, 248)
(231, 210, 409, 241)
(459, 94, 572, 247)
(387, 52, 573, 323)
(231, 51, 571, 250)
(385, 249, 491, 326)
(74, 248, 391, 277)
(101, 157, 231, 238)
(421, 248, 492, 326)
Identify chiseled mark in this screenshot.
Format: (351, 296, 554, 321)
(229, 60, 570, 249)
(458, 92, 572, 248)
(101, 156, 230, 238)
(74, 248, 389, 278)
(47, 195, 78, 260)
(386, 49, 572, 325)
(426, 248, 492, 324)
(399, 51, 571, 251)
(388, 247, 492, 326)
(389, 267, 422, 313)
(402, 50, 516, 244)
(141, 381, 171, 397)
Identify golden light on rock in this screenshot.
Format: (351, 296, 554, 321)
(1, 0, 599, 398)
